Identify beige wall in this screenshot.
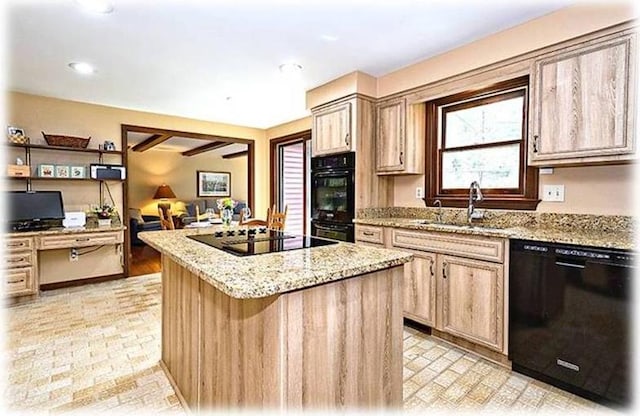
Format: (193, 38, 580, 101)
(266, 116, 312, 139)
(128, 150, 248, 216)
(7, 92, 269, 216)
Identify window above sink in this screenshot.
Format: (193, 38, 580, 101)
(424, 76, 540, 210)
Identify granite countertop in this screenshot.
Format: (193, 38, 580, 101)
(354, 218, 634, 250)
(6, 225, 126, 237)
(139, 227, 413, 299)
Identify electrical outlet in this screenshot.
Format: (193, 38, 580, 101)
(415, 187, 423, 199)
(542, 185, 565, 202)
(70, 248, 78, 262)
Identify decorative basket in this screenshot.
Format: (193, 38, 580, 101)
(8, 133, 29, 144)
(42, 131, 91, 148)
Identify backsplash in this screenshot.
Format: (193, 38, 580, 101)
(356, 207, 635, 233)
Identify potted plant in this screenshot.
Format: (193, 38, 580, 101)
(91, 204, 117, 226)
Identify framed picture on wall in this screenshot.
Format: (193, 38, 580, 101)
(55, 165, 70, 178)
(70, 165, 86, 179)
(197, 171, 231, 197)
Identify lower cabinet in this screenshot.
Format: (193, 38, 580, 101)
(438, 255, 504, 352)
(403, 251, 437, 328)
(3, 236, 38, 298)
(391, 228, 507, 355)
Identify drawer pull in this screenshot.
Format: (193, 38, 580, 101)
(75, 237, 91, 242)
(7, 258, 25, 263)
(7, 278, 24, 284)
(362, 232, 375, 236)
(7, 242, 26, 248)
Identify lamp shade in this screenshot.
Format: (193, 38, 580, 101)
(153, 184, 176, 199)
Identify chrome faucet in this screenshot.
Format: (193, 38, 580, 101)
(433, 199, 443, 223)
(467, 181, 484, 224)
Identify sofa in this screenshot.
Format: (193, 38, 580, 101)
(129, 208, 163, 246)
(181, 199, 247, 225)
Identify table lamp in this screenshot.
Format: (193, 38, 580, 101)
(153, 183, 176, 214)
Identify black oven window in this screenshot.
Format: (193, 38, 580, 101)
(315, 177, 348, 212)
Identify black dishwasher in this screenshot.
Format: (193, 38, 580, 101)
(509, 239, 633, 407)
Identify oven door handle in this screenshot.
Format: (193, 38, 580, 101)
(314, 223, 349, 232)
(313, 172, 351, 179)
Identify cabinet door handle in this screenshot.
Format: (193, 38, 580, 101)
(429, 259, 434, 277)
(442, 262, 448, 279)
(362, 231, 375, 236)
(7, 258, 25, 263)
(344, 133, 350, 146)
(533, 135, 539, 153)
(399, 151, 404, 165)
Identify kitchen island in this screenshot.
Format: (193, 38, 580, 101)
(139, 227, 412, 411)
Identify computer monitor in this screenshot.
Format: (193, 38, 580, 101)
(7, 191, 65, 230)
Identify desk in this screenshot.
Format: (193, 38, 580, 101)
(3, 226, 124, 300)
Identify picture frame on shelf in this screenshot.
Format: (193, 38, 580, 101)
(7, 126, 25, 137)
(70, 165, 86, 179)
(38, 164, 55, 178)
(197, 171, 230, 197)
(55, 165, 70, 178)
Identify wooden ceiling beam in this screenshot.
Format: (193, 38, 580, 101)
(182, 141, 233, 157)
(131, 134, 173, 152)
(222, 150, 248, 159)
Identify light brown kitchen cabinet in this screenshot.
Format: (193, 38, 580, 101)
(312, 100, 353, 156)
(529, 31, 637, 166)
(437, 255, 504, 352)
(391, 228, 507, 355)
(403, 250, 437, 327)
(376, 98, 423, 175)
(3, 236, 38, 298)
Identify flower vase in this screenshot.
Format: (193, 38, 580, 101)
(221, 208, 233, 227)
(98, 218, 111, 227)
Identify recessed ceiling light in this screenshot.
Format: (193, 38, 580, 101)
(68, 62, 96, 74)
(320, 35, 339, 42)
(279, 63, 303, 74)
(75, 0, 114, 14)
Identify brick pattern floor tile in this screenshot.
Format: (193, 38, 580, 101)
(5, 273, 610, 413)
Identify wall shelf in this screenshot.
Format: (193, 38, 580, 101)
(5, 142, 123, 155)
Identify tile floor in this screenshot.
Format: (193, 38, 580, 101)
(4, 273, 615, 413)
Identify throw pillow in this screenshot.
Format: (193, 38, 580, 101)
(129, 208, 144, 224)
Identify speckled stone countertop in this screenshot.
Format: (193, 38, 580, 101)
(6, 225, 126, 237)
(139, 226, 413, 299)
(355, 208, 635, 250)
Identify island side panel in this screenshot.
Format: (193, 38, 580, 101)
(161, 255, 201, 409)
(284, 265, 404, 409)
(199, 281, 285, 409)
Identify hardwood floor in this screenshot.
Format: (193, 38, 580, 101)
(130, 244, 161, 277)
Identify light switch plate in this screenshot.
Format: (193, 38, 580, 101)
(542, 185, 565, 202)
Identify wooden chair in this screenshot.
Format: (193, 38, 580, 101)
(239, 209, 268, 227)
(158, 207, 175, 230)
(268, 204, 287, 231)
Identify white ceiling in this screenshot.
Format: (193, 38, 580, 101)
(8, 0, 572, 129)
(127, 131, 248, 155)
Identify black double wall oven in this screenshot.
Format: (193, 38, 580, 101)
(310, 152, 355, 242)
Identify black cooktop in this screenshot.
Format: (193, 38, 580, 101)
(187, 229, 338, 257)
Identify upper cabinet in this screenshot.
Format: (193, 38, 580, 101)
(312, 99, 354, 156)
(375, 98, 423, 175)
(529, 31, 637, 166)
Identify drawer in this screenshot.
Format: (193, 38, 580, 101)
(392, 229, 504, 263)
(4, 237, 34, 252)
(3, 251, 33, 269)
(4, 267, 35, 296)
(355, 225, 385, 245)
(39, 231, 123, 250)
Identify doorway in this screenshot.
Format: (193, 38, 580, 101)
(270, 130, 311, 236)
(122, 124, 255, 277)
